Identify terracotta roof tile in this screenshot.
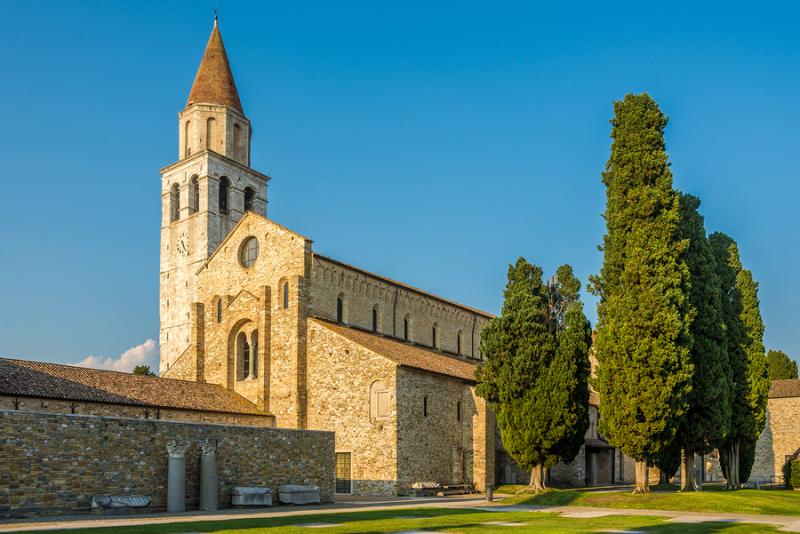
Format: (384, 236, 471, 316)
(769, 378, 800, 399)
(313, 319, 479, 382)
(0, 357, 265, 416)
(187, 21, 243, 113)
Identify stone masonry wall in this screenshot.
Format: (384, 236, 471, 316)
(194, 214, 310, 428)
(0, 395, 274, 428)
(752, 396, 800, 484)
(395, 367, 489, 494)
(306, 321, 399, 496)
(0, 409, 333, 517)
(310, 257, 490, 361)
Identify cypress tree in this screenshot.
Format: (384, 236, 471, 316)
(476, 259, 590, 492)
(590, 94, 694, 494)
(676, 194, 732, 491)
(767, 350, 798, 380)
(709, 233, 770, 489)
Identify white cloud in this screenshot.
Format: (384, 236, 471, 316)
(75, 339, 159, 374)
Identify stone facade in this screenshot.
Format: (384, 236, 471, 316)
(310, 256, 490, 360)
(752, 395, 800, 484)
(0, 409, 334, 517)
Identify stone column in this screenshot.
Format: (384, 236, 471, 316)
(167, 440, 190, 513)
(199, 439, 219, 511)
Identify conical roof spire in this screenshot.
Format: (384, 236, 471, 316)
(187, 18, 244, 114)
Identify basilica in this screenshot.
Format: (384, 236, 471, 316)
(1, 22, 798, 515)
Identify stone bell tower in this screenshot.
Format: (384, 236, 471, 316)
(159, 18, 270, 374)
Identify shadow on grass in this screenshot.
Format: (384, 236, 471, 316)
(26, 505, 784, 534)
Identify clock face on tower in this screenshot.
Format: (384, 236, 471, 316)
(178, 231, 189, 256)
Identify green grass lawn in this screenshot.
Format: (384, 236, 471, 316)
(25, 507, 782, 534)
(499, 485, 800, 516)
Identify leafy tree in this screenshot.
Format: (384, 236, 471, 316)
(132, 365, 156, 376)
(709, 233, 770, 489)
(676, 194, 732, 491)
(589, 93, 694, 494)
(476, 259, 590, 492)
(652, 439, 682, 486)
(768, 350, 798, 380)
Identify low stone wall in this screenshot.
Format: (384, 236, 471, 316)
(0, 395, 275, 428)
(0, 409, 334, 517)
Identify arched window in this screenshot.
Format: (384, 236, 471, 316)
(216, 298, 222, 323)
(372, 305, 379, 333)
(457, 401, 462, 422)
(432, 324, 438, 348)
(423, 395, 429, 417)
(403, 315, 410, 341)
(170, 183, 180, 222)
(456, 330, 462, 355)
(233, 123, 242, 159)
(237, 331, 250, 380)
(336, 295, 344, 323)
(184, 120, 191, 157)
(189, 176, 199, 214)
(251, 330, 258, 378)
(244, 186, 255, 212)
(206, 117, 216, 150)
(282, 280, 290, 309)
(219, 177, 230, 214)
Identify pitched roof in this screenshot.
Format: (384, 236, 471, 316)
(187, 20, 243, 113)
(0, 357, 265, 416)
(313, 255, 494, 319)
(769, 378, 800, 399)
(313, 318, 479, 382)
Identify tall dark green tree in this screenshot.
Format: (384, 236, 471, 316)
(709, 232, 770, 489)
(676, 194, 731, 491)
(476, 259, 590, 492)
(589, 93, 694, 494)
(767, 350, 798, 380)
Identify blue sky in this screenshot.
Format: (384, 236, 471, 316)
(0, 1, 798, 369)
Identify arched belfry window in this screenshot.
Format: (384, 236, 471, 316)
(403, 315, 410, 341)
(336, 295, 345, 323)
(237, 331, 250, 380)
(456, 330, 462, 355)
(184, 120, 191, 157)
(432, 324, 438, 349)
(189, 176, 199, 214)
(423, 394, 429, 417)
(283, 280, 290, 309)
(244, 187, 255, 212)
(216, 298, 223, 323)
(372, 305, 379, 333)
(206, 117, 216, 150)
(170, 183, 180, 222)
(219, 177, 230, 214)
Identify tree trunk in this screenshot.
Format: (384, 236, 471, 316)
(633, 460, 650, 494)
(680, 449, 702, 491)
(526, 464, 547, 492)
(659, 469, 671, 485)
(724, 441, 741, 490)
